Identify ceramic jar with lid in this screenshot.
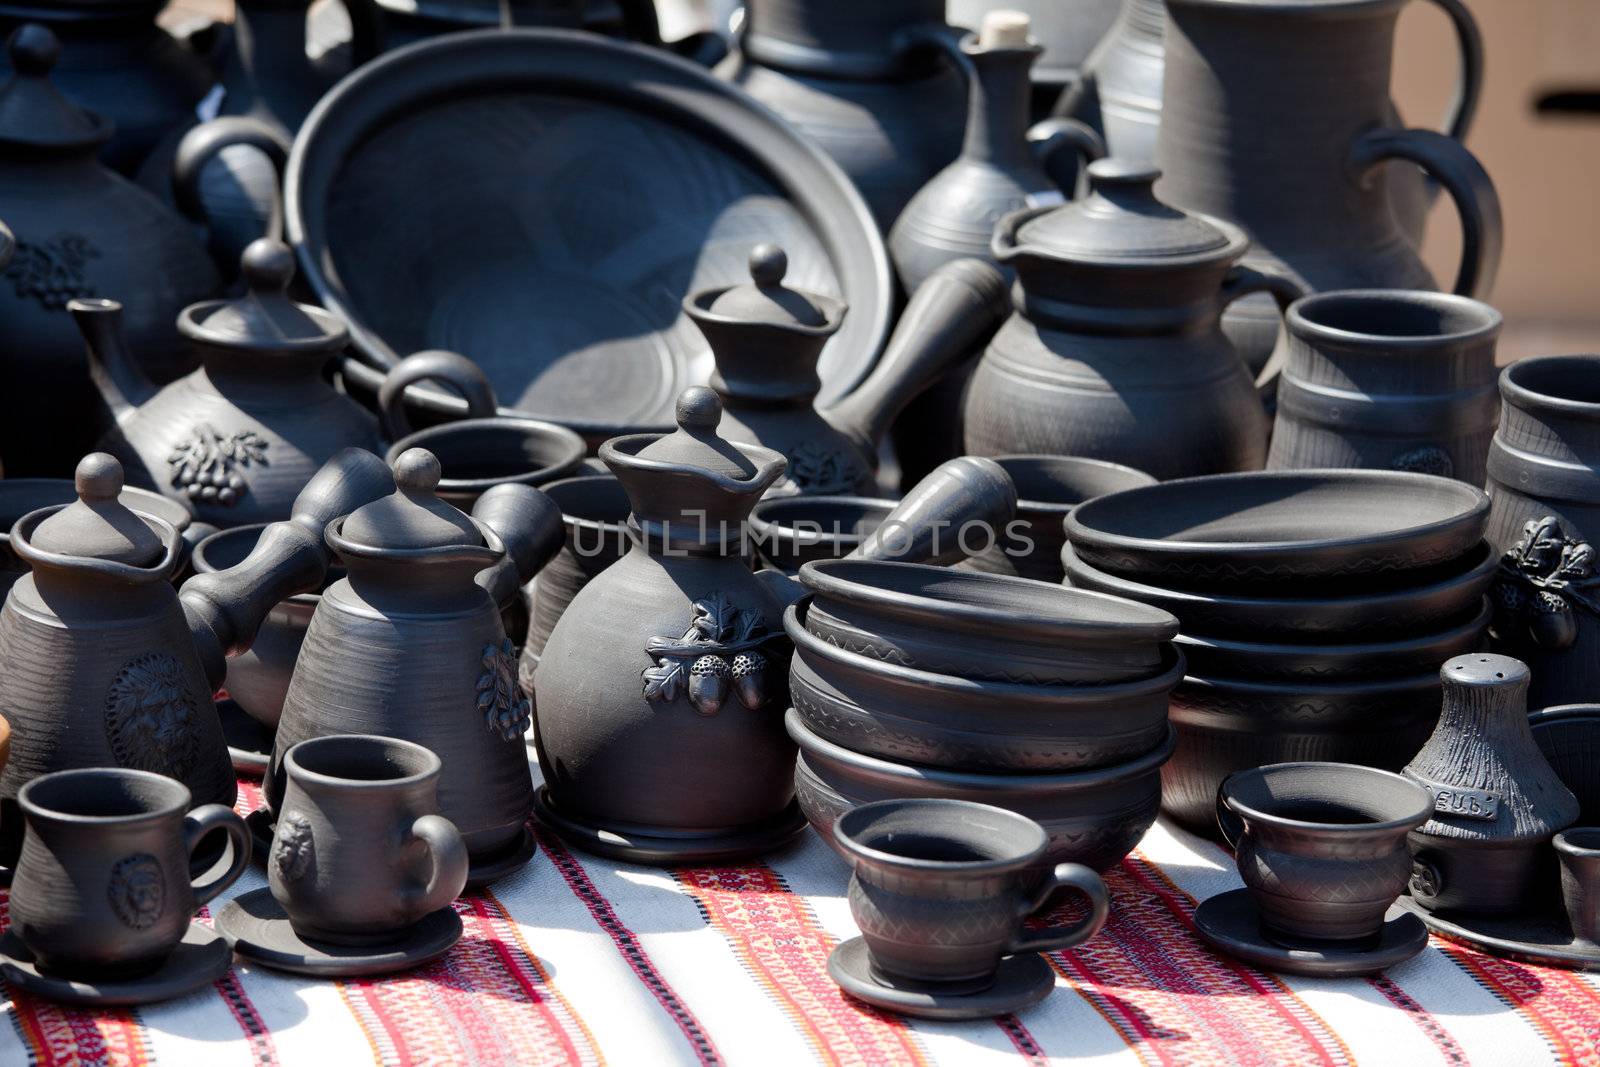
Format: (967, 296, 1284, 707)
(963, 159, 1303, 479)
(533, 387, 804, 864)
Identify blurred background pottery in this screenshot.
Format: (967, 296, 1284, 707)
(1531, 705, 1600, 826)
(947, 0, 1121, 104)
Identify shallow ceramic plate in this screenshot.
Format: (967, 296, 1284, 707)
(1064, 470, 1489, 588)
(287, 29, 890, 442)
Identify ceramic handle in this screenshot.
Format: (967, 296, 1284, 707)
(1218, 264, 1308, 390)
(183, 804, 252, 906)
(378, 350, 501, 441)
(1027, 117, 1106, 196)
(405, 814, 470, 918)
(1422, 0, 1483, 141)
(172, 116, 292, 275)
(472, 483, 566, 600)
(1007, 864, 1110, 954)
(1348, 128, 1503, 299)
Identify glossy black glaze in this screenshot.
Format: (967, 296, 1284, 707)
(9, 768, 249, 978)
(270, 735, 468, 945)
(1531, 706, 1600, 826)
(1405, 655, 1579, 916)
(1270, 290, 1502, 484)
(1485, 356, 1600, 708)
(1065, 470, 1490, 589)
(289, 29, 891, 444)
(716, 0, 966, 230)
(797, 559, 1176, 683)
(790, 708, 1175, 872)
(834, 798, 1107, 990)
(1216, 762, 1432, 945)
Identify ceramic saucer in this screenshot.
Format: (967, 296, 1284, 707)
(217, 698, 272, 777)
(532, 788, 806, 865)
(1397, 896, 1600, 971)
(0, 924, 231, 1006)
(827, 937, 1054, 1020)
(464, 825, 538, 889)
(216, 888, 462, 978)
(1195, 889, 1429, 977)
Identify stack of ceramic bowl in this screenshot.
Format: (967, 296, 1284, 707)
(1061, 471, 1498, 834)
(784, 558, 1183, 871)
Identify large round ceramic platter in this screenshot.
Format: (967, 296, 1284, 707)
(1064, 471, 1490, 588)
(286, 29, 891, 443)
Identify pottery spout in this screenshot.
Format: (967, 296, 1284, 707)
(823, 257, 1009, 454)
(180, 447, 397, 690)
(70, 298, 155, 428)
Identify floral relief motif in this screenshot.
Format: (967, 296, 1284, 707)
(108, 853, 165, 930)
(1491, 516, 1599, 652)
(642, 593, 774, 716)
(105, 652, 201, 779)
(5, 234, 100, 310)
(271, 814, 316, 884)
(168, 424, 270, 507)
(478, 638, 533, 741)
(781, 440, 867, 496)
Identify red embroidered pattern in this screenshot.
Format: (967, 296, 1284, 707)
(1440, 941, 1600, 1064)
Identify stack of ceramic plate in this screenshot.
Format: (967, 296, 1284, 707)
(783, 558, 1183, 870)
(1062, 470, 1497, 834)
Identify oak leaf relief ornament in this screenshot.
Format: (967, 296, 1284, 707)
(642, 593, 774, 716)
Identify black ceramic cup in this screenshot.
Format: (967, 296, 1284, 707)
(1217, 763, 1433, 947)
(1555, 828, 1600, 944)
(270, 735, 469, 945)
(834, 799, 1109, 993)
(9, 768, 250, 978)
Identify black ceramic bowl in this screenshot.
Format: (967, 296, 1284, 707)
(384, 416, 587, 507)
(786, 600, 1181, 772)
(523, 474, 634, 671)
(1172, 597, 1492, 681)
(1062, 541, 1499, 640)
(1064, 470, 1490, 590)
(788, 709, 1175, 873)
(798, 558, 1177, 684)
(747, 495, 895, 573)
(1161, 670, 1443, 835)
(1531, 704, 1600, 825)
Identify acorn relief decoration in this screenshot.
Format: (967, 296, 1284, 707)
(643, 594, 776, 716)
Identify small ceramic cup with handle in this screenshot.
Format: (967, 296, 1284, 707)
(1216, 762, 1434, 947)
(1555, 827, 1600, 944)
(269, 734, 469, 945)
(10, 767, 250, 978)
(834, 798, 1109, 992)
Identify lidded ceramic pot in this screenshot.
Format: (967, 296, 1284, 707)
(267, 449, 559, 883)
(0, 24, 220, 474)
(533, 387, 804, 864)
(963, 160, 1302, 478)
(1405, 654, 1579, 915)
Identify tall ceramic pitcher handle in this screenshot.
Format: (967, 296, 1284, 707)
(1423, 0, 1483, 140)
(173, 116, 292, 276)
(1219, 264, 1309, 391)
(404, 814, 470, 919)
(1006, 864, 1110, 953)
(1028, 118, 1106, 197)
(1348, 128, 1503, 298)
(183, 804, 252, 906)
(377, 350, 501, 441)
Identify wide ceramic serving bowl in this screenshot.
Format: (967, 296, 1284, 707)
(1160, 670, 1443, 834)
(1061, 541, 1499, 640)
(1171, 597, 1492, 681)
(788, 709, 1175, 873)
(798, 558, 1178, 684)
(747, 495, 895, 573)
(1064, 469, 1490, 589)
(786, 600, 1181, 772)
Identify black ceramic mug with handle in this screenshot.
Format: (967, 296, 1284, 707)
(834, 798, 1109, 991)
(1216, 762, 1434, 947)
(269, 734, 469, 945)
(9, 768, 250, 978)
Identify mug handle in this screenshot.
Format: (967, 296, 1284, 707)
(1423, 0, 1483, 141)
(184, 804, 252, 906)
(377, 350, 500, 442)
(1347, 128, 1503, 299)
(1006, 863, 1110, 954)
(1214, 783, 1245, 852)
(1219, 264, 1310, 392)
(404, 814, 470, 917)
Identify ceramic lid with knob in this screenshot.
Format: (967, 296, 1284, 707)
(0, 25, 114, 153)
(695, 244, 845, 333)
(27, 454, 165, 565)
(633, 387, 763, 480)
(178, 239, 348, 353)
(997, 159, 1245, 269)
(339, 448, 483, 550)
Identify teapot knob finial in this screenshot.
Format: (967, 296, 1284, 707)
(7, 24, 59, 77)
(677, 386, 722, 433)
(240, 238, 296, 295)
(393, 447, 442, 495)
(75, 452, 123, 503)
(748, 243, 788, 288)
